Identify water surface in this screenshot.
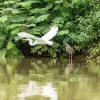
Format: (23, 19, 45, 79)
(0, 57, 100, 100)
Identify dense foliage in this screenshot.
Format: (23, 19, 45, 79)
(0, 0, 100, 57)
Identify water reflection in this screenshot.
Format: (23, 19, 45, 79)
(42, 82, 57, 100)
(0, 57, 100, 100)
(18, 81, 57, 100)
(18, 81, 39, 98)
(65, 63, 75, 75)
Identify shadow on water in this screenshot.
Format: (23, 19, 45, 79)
(0, 57, 100, 100)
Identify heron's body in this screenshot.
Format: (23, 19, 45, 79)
(65, 43, 75, 63)
(26, 38, 53, 46)
(18, 26, 58, 46)
(65, 43, 75, 55)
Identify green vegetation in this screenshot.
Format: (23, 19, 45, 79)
(0, 0, 100, 57)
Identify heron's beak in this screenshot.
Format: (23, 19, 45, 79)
(22, 38, 27, 41)
(22, 38, 28, 43)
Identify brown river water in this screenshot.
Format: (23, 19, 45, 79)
(0, 57, 100, 100)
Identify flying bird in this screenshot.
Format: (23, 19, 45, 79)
(18, 26, 58, 46)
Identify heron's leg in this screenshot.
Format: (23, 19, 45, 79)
(69, 54, 71, 63)
(71, 54, 72, 63)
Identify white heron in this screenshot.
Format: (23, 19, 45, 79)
(18, 26, 58, 46)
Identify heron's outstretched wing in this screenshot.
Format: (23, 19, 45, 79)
(18, 32, 39, 40)
(41, 26, 58, 41)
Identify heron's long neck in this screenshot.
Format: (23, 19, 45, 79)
(28, 39, 36, 46)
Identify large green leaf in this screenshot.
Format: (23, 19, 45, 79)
(53, 17, 64, 24)
(0, 35, 6, 48)
(12, 47, 19, 55)
(0, 15, 8, 23)
(11, 27, 21, 34)
(72, 0, 80, 4)
(61, 11, 70, 18)
(27, 16, 35, 21)
(55, 0, 63, 3)
(19, 1, 32, 8)
(7, 41, 14, 50)
(3, 8, 20, 14)
(25, 24, 36, 28)
(36, 14, 50, 23)
(0, 48, 6, 57)
(19, 0, 41, 8)
(3, 1, 16, 5)
(41, 45, 48, 52)
(45, 3, 53, 9)
(57, 30, 69, 36)
(29, 26, 44, 34)
(9, 15, 27, 23)
(7, 24, 23, 29)
(31, 45, 42, 53)
(30, 8, 47, 14)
